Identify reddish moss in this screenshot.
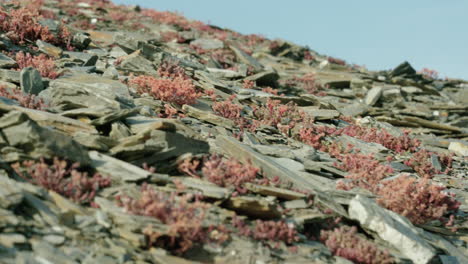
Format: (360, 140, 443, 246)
(15, 52, 60, 79)
(320, 225, 394, 264)
(12, 157, 110, 206)
(376, 176, 460, 225)
(117, 184, 226, 254)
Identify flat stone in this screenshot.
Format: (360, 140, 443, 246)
(245, 70, 280, 87)
(36, 40, 63, 58)
(229, 45, 263, 73)
(0, 111, 91, 165)
(190, 38, 224, 50)
(0, 69, 20, 83)
(448, 141, 468, 156)
(0, 174, 23, 208)
(89, 151, 151, 182)
(0, 53, 17, 69)
(348, 195, 436, 264)
(391, 61, 416, 77)
(116, 51, 157, 75)
(20, 67, 44, 95)
(365, 86, 383, 106)
(44, 73, 133, 110)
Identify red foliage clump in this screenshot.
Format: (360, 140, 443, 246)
(157, 61, 189, 80)
(12, 157, 111, 206)
(282, 73, 324, 95)
(130, 75, 200, 105)
(320, 225, 394, 264)
(212, 95, 242, 120)
(242, 79, 255, 89)
(299, 124, 337, 151)
(327, 57, 346, 66)
(0, 86, 47, 110)
(232, 217, 299, 246)
(160, 31, 186, 43)
(261, 87, 280, 95)
(335, 153, 393, 191)
(253, 98, 306, 133)
(179, 154, 260, 194)
(403, 149, 452, 178)
(117, 184, 225, 254)
(15, 52, 60, 79)
(201, 154, 259, 194)
(419, 68, 439, 79)
(336, 125, 420, 153)
(0, 6, 72, 47)
(376, 176, 460, 225)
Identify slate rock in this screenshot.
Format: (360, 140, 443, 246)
(43, 73, 133, 110)
(349, 195, 436, 264)
(0, 53, 17, 69)
(190, 38, 224, 50)
(72, 32, 92, 50)
(391, 61, 416, 77)
(364, 86, 383, 106)
(0, 111, 91, 165)
(20, 67, 44, 95)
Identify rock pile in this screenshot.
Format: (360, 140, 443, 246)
(0, 0, 466, 263)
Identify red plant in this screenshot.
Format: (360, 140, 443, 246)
(179, 154, 259, 194)
(419, 68, 439, 79)
(376, 176, 460, 225)
(261, 87, 280, 95)
(0, 5, 72, 47)
(232, 217, 299, 246)
(160, 31, 186, 43)
(212, 95, 242, 120)
(299, 124, 337, 151)
(15, 52, 60, 79)
(201, 154, 259, 194)
(336, 125, 420, 153)
(12, 157, 110, 206)
(253, 98, 306, 133)
(0, 86, 47, 110)
(130, 75, 200, 105)
(281, 73, 325, 95)
(335, 153, 393, 191)
(117, 184, 224, 254)
(403, 150, 452, 178)
(157, 61, 189, 80)
(243, 79, 255, 89)
(320, 225, 394, 264)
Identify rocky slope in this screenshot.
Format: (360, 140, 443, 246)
(0, 0, 467, 263)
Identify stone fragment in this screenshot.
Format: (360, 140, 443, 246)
(89, 151, 151, 182)
(72, 32, 92, 50)
(20, 67, 44, 95)
(116, 51, 157, 75)
(229, 45, 263, 73)
(44, 73, 133, 110)
(448, 141, 468, 156)
(348, 195, 436, 264)
(365, 86, 383, 106)
(0, 111, 91, 164)
(0, 174, 23, 208)
(391, 61, 416, 77)
(245, 70, 280, 87)
(225, 196, 281, 219)
(190, 38, 224, 50)
(0, 53, 17, 69)
(36, 40, 63, 58)
(0, 69, 20, 83)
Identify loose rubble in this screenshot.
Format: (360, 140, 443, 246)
(0, 1, 466, 263)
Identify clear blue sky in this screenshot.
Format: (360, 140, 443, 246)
(113, 0, 468, 80)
